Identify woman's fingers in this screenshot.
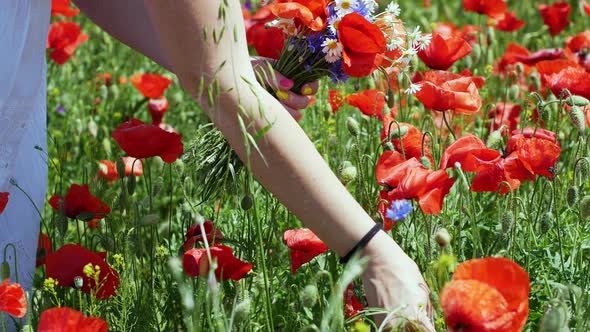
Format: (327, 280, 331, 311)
(301, 81, 319, 96)
(276, 90, 312, 110)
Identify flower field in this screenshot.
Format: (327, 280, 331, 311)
(2, 0, 590, 331)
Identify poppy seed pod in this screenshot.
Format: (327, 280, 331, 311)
(576, 158, 589, 180)
(420, 156, 432, 169)
(540, 212, 554, 233)
(346, 117, 360, 137)
(383, 141, 394, 151)
(567, 186, 579, 207)
(486, 127, 504, 150)
(388, 125, 409, 139)
(300, 284, 319, 308)
(508, 84, 520, 101)
(568, 106, 586, 132)
(339, 161, 357, 185)
(502, 210, 515, 234)
(580, 195, 590, 220)
(434, 228, 451, 247)
(386, 89, 395, 108)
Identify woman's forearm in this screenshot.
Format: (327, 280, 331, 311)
(139, 0, 377, 255)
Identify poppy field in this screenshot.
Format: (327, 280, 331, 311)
(3, 0, 590, 331)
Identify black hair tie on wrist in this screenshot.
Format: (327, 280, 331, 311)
(339, 223, 383, 264)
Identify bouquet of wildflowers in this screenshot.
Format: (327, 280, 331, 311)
(265, 0, 431, 94)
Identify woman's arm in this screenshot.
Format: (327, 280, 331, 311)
(76, 0, 433, 328)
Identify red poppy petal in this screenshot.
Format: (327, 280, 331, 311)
(38, 307, 108, 332)
(0, 279, 27, 318)
(0, 192, 8, 215)
(112, 119, 184, 163)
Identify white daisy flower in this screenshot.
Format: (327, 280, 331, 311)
(405, 83, 422, 95)
(328, 15, 341, 34)
(321, 38, 342, 63)
(335, 0, 357, 17)
(385, 2, 401, 18)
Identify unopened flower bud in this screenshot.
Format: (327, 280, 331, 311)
(116, 159, 126, 180)
(241, 194, 253, 211)
(383, 142, 394, 151)
(501, 210, 515, 234)
(565, 95, 590, 107)
(540, 212, 554, 233)
(346, 117, 360, 137)
(74, 276, 84, 289)
(389, 125, 408, 139)
(508, 84, 520, 101)
(420, 156, 431, 169)
(567, 186, 579, 207)
(576, 158, 589, 180)
(387, 89, 395, 108)
(539, 301, 569, 332)
(568, 106, 586, 132)
(580, 195, 590, 220)
(127, 174, 136, 195)
(233, 298, 251, 323)
(471, 43, 481, 62)
(486, 128, 504, 150)
(515, 63, 525, 75)
(1, 261, 10, 279)
(434, 228, 451, 248)
(338, 161, 357, 185)
(300, 284, 319, 308)
(531, 73, 542, 92)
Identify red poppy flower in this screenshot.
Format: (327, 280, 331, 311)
(489, 102, 522, 133)
(565, 31, 590, 71)
(418, 33, 472, 70)
(51, 0, 79, 17)
(329, 90, 344, 113)
(46, 21, 88, 65)
(182, 220, 225, 251)
(415, 71, 482, 114)
(337, 13, 387, 77)
(584, 0, 590, 16)
(344, 284, 364, 318)
(183, 245, 252, 281)
(270, 0, 328, 32)
(148, 96, 169, 125)
(385, 167, 455, 215)
(98, 157, 143, 184)
(49, 184, 110, 221)
(493, 11, 525, 32)
(513, 48, 564, 66)
(246, 5, 285, 59)
(463, 0, 507, 18)
(506, 128, 560, 178)
(535, 59, 580, 82)
(0, 279, 26, 318)
(283, 228, 328, 274)
(432, 22, 481, 45)
(380, 119, 433, 164)
(38, 307, 108, 332)
(345, 89, 386, 118)
(440, 257, 529, 332)
(439, 135, 501, 172)
(375, 151, 422, 188)
(95, 73, 112, 87)
(538, 2, 571, 36)
(130, 74, 172, 99)
(546, 67, 590, 99)
(37, 233, 53, 267)
(496, 43, 532, 74)
(0, 192, 8, 215)
(111, 119, 183, 163)
(45, 244, 119, 300)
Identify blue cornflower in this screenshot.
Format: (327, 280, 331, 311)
(329, 60, 349, 83)
(307, 32, 325, 53)
(385, 200, 413, 221)
(352, 0, 374, 21)
(56, 105, 65, 113)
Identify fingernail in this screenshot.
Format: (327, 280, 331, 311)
(280, 78, 293, 89)
(303, 86, 312, 95)
(276, 90, 289, 101)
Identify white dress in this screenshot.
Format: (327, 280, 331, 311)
(0, 1, 50, 328)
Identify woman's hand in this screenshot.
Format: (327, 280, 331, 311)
(251, 57, 318, 121)
(361, 231, 435, 331)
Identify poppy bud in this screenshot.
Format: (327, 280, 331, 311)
(1, 261, 10, 279)
(531, 73, 542, 92)
(233, 298, 251, 323)
(502, 210, 515, 234)
(567, 186, 579, 207)
(346, 117, 360, 137)
(540, 212, 554, 233)
(486, 127, 504, 150)
(580, 195, 590, 220)
(434, 228, 451, 248)
(420, 156, 431, 169)
(74, 276, 84, 289)
(127, 174, 136, 195)
(508, 84, 520, 101)
(152, 176, 164, 197)
(100, 236, 115, 251)
(539, 301, 569, 332)
(116, 159, 126, 180)
(471, 43, 482, 62)
(386, 89, 395, 108)
(576, 158, 589, 180)
(565, 95, 590, 107)
(383, 142, 394, 151)
(241, 194, 253, 210)
(568, 106, 586, 132)
(515, 63, 525, 75)
(389, 125, 408, 139)
(300, 284, 319, 308)
(339, 161, 357, 185)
